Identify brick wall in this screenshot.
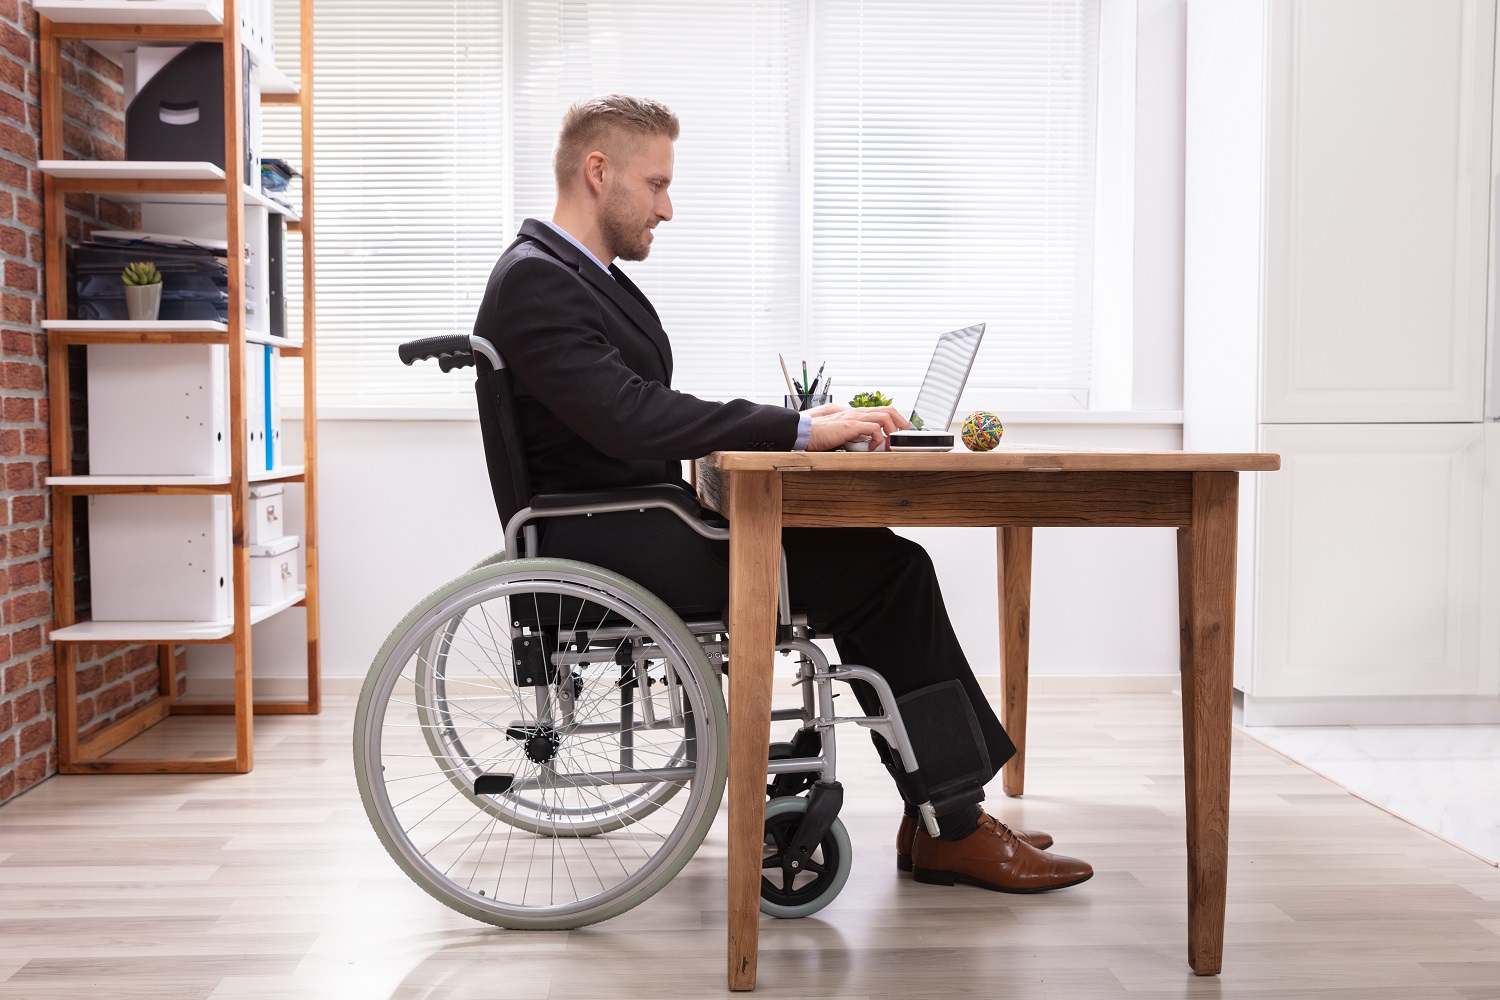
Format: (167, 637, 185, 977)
(0, 2, 163, 805)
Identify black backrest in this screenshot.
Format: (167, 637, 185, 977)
(473, 353, 534, 532)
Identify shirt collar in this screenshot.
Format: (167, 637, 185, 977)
(542, 220, 612, 277)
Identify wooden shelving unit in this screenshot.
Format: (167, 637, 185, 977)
(39, 0, 320, 773)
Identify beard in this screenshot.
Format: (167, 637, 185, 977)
(599, 187, 654, 262)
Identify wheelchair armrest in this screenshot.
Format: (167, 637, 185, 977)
(505, 485, 791, 628)
(504, 485, 729, 559)
(530, 484, 706, 514)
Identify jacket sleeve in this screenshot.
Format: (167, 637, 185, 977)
(485, 255, 801, 460)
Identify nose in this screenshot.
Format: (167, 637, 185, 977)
(658, 191, 672, 222)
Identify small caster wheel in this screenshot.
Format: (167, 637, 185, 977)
(760, 795, 852, 918)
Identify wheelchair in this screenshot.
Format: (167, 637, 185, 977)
(354, 333, 987, 930)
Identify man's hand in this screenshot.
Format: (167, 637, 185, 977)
(805, 404, 911, 452)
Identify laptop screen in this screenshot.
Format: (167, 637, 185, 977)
(908, 323, 986, 431)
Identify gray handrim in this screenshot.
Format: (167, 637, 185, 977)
(414, 610, 687, 836)
(759, 796, 853, 919)
(354, 557, 728, 930)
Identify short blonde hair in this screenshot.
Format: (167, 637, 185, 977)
(553, 94, 680, 189)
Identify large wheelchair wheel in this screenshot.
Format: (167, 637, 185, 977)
(355, 558, 728, 930)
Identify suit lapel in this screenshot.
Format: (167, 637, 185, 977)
(517, 219, 674, 382)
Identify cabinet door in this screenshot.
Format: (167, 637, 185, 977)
(1483, 424, 1500, 694)
(1262, 0, 1495, 423)
(1256, 424, 1487, 697)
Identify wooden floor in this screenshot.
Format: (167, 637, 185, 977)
(1, 689, 1497, 999)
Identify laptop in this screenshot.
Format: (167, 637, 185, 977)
(845, 322, 986, 452)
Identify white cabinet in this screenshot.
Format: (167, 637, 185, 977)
(1256, 424, 1489, 697)
(1260, 0, 1494, 424)
(1186, 0, 1500, 721)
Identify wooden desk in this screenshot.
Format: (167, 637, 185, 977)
(695, 447, 1280, 992)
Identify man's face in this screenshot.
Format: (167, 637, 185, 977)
(598, 133, 674, 262)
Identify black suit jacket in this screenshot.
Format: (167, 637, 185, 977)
(472, 218, 800, 498)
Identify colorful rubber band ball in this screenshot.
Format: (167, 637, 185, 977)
(961, 411, 1004, 452)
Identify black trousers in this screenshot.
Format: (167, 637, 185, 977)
(537, 507, 1017, 807)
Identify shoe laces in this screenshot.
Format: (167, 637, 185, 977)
(981, 813, 1019, 846)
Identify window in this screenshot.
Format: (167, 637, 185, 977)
(810, 0, 1100, 407)
(295, 1, 1100, 412)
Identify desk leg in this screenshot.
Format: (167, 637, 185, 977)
(1179, 471, 1237, 975)
(726, 471, 782, 992)
(998, 526, 1032, 797)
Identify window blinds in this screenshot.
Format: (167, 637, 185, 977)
(509, 1, 803, 401)
(291, 0, 506, 403)
(294, 0, 1099, 409)
(809, 0, 1100, 405)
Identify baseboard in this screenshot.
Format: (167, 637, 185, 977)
(1239, 691, 1500, 726)
(182, 676, 347, 701)
(184, 673, 1181, 701)
(975, 673, 1179, 695)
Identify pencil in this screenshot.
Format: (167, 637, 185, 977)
(778, 354, 797, 397)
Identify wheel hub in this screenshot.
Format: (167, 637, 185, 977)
(505, 723, 562, 764)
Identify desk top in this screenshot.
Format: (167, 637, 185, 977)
(701, 445, 1281, 474)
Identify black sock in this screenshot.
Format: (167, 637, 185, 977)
(936, 804, 982, 841)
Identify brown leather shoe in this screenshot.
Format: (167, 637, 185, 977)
(910, 812, 1092, 893)
(896, 812, 1053, 872)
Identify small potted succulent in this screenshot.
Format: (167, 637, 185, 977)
(848, 390, 892, 408)
(121, 261, 163, 321)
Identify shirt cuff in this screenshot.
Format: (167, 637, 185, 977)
(793, 412, 812, 451)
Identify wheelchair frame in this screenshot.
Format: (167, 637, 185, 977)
(354, 331, 949, 930)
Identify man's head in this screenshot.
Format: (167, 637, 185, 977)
(553, 95, 679, 262)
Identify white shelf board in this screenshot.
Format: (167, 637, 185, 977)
(33, 0, 224, 25)
(255, 56, 299, 96)
(37, 321, 299, 349)
(47, 466, 302, 487)
(40, 159, 225, 181)
(244, 185, 302, 221)
(250, 464, 304, 483)
(30, 2, 299, 92)
(42, 319, 229, 333)
(49, 588, 307, 644)
(47, 473, 229, 486)
(49, 618, 233, 643)
(247, 330, 302, 349)
(251, 587, 307, 625)
(39, 161, 301, 220)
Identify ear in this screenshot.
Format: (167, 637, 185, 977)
(583, 151, 608, 196)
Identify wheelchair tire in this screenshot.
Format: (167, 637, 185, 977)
(355, 557, 728, 930)
(759, 796, 853, 919)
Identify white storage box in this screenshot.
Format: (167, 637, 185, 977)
(87, 343, 229, 476)
(249, 534, 299, 606)
(89, 494, 231, 621)
(247, 483, 284, 545)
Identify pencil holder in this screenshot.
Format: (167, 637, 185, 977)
(784, 393, 832, 412)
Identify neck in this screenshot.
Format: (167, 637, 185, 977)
(549, 205, 614, 268)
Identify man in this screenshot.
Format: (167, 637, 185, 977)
(472, 94, 1092, 894)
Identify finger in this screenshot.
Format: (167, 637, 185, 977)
(860, 420, 887, 448)
(887, 406, 912, 430)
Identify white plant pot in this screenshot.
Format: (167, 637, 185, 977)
(124, 283, 162, 321)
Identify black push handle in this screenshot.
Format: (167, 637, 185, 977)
(398, 335, 475, 372)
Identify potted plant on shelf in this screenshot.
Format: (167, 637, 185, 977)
(121, 261, 163, 321)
